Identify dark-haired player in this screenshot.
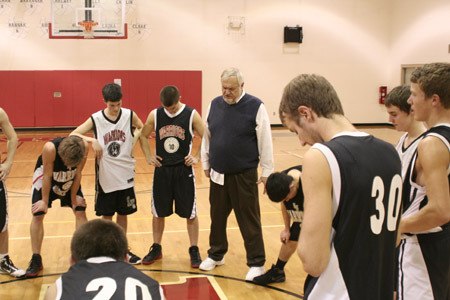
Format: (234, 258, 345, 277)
(71, 83, 144, 265)
(253, 166, 303, 285)
(44, 219, 164, 299)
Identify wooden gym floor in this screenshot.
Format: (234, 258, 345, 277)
(0, 126, 401, 300)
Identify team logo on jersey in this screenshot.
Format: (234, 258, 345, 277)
(53, 169, 76, 182)
(159, 125, 185, 140)
(126, 196, 136, 209)
(103, 129, 126, 145)
(107, 142, 121, 157)
(164, 137, 180, 153)
(52, 180, 73, 197)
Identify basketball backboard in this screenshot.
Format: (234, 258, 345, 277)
(50, 0, 127, 39)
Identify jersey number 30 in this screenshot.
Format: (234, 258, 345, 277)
(87, 277, 154, 300)
(370, 174, 402, 234)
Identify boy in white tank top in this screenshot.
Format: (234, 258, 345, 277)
(71, 83, 144, 265)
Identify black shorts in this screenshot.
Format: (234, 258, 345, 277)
(95, 184, 137, 216)
(31, 184, 85, 216)
(0, 181, 7, 232)
(289, 222, 301, 242)
(152, 164, 196, 218)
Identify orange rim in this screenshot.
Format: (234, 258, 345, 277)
(78, 20, 98, 32)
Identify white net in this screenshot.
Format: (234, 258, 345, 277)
(50, 0, 126, 39)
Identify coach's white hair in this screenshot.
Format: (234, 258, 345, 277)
(221, 67, 244, 85)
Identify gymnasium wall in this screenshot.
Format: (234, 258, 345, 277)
(387, 0, 450, 86)
(0, 0, 448, 127)
(0, 70, 201, 127)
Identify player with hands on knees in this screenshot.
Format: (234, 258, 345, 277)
(26, 135, 88, 278)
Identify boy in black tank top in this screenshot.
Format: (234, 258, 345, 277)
(396, 63, 450, 300)
(279, 74, 402, 299)
(253, 166, 303, 286)
(0, 108, 25, 278)
(25, 136, 88, 278)
(140, 86, 205, 268)
(44, 219, 164, 299)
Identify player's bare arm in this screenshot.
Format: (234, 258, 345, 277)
(131, 111, 144, 147)
(139, 110, 162, 167)
(298, 148, 332, 277)
(0, 108, 18, 181)
(43, 283, 57, 300)
(70, 140, 89, 209)
(70, 118, 103, 159)
(280, 205, 291, 244)
(399, 136, 450, 233)
(32, 142, 56, 215)
(185, 111, 204, 166)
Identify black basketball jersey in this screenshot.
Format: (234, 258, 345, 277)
(34, 137, 78, 197)
(282, 166, 304, 223)
(155, 105, 194, 166)
(58, 257, 162, 300)
(402, 124, 450, 230)
(304, 132, 402, 300)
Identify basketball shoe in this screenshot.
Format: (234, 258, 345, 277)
(25, 254, 43, 278)
(199, 257, 225, 271)
(252, 264, 286, 285)
(127, 250, 142, 265)
(245, 266, 265, 281)
(142, 243, 162, 265)
(0, 255, 25, 278)
(188, 246, 202, 268)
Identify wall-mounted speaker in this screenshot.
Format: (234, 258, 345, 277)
(284, 26, 303, 43)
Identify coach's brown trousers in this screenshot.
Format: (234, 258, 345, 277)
(207, 168, 266, 267)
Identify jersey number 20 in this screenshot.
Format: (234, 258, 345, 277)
(370, 174, 402, 234)
(86, 277, 154, 300)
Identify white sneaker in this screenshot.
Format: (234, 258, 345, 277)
(199, 257, 225, 271)
(245, 266, 265, 281)
(0, 255, 26, 278)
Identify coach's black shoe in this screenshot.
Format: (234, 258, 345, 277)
(25, 254, 43, 278)
(189, 246, 202, 268)
(253, 265, 285, 285)
(127, 250, 142, 265)
(0, 255, 25, 278)
(142, 243, 162, 265)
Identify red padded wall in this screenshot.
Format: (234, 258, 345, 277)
(0, 71, 35, 127)
(0, 70, 202, 128)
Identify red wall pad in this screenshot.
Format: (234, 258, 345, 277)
(0, 70, 202, 128)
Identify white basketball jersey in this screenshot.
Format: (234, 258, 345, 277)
(395, 133, 423, 182)
(91, 108, 135, 193)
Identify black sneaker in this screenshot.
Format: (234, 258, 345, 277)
(189, 246, 202, 268)
(127, 250, 142, 265)
(25, 254, 43, 278)
(0, 255, 25, 278)
(252, 264, 286, 285)
(142, 243, 162, 265)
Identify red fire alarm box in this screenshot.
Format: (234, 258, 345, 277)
(379, 86, 387, 104)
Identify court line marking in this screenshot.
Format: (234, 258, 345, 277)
(7, 211, 282, 226)
(1, 270, 303, 299)
(9, 224, 285, 241)
(281, 150, 304, 159)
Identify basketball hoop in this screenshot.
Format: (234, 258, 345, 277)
(78, 20, 98, 39)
